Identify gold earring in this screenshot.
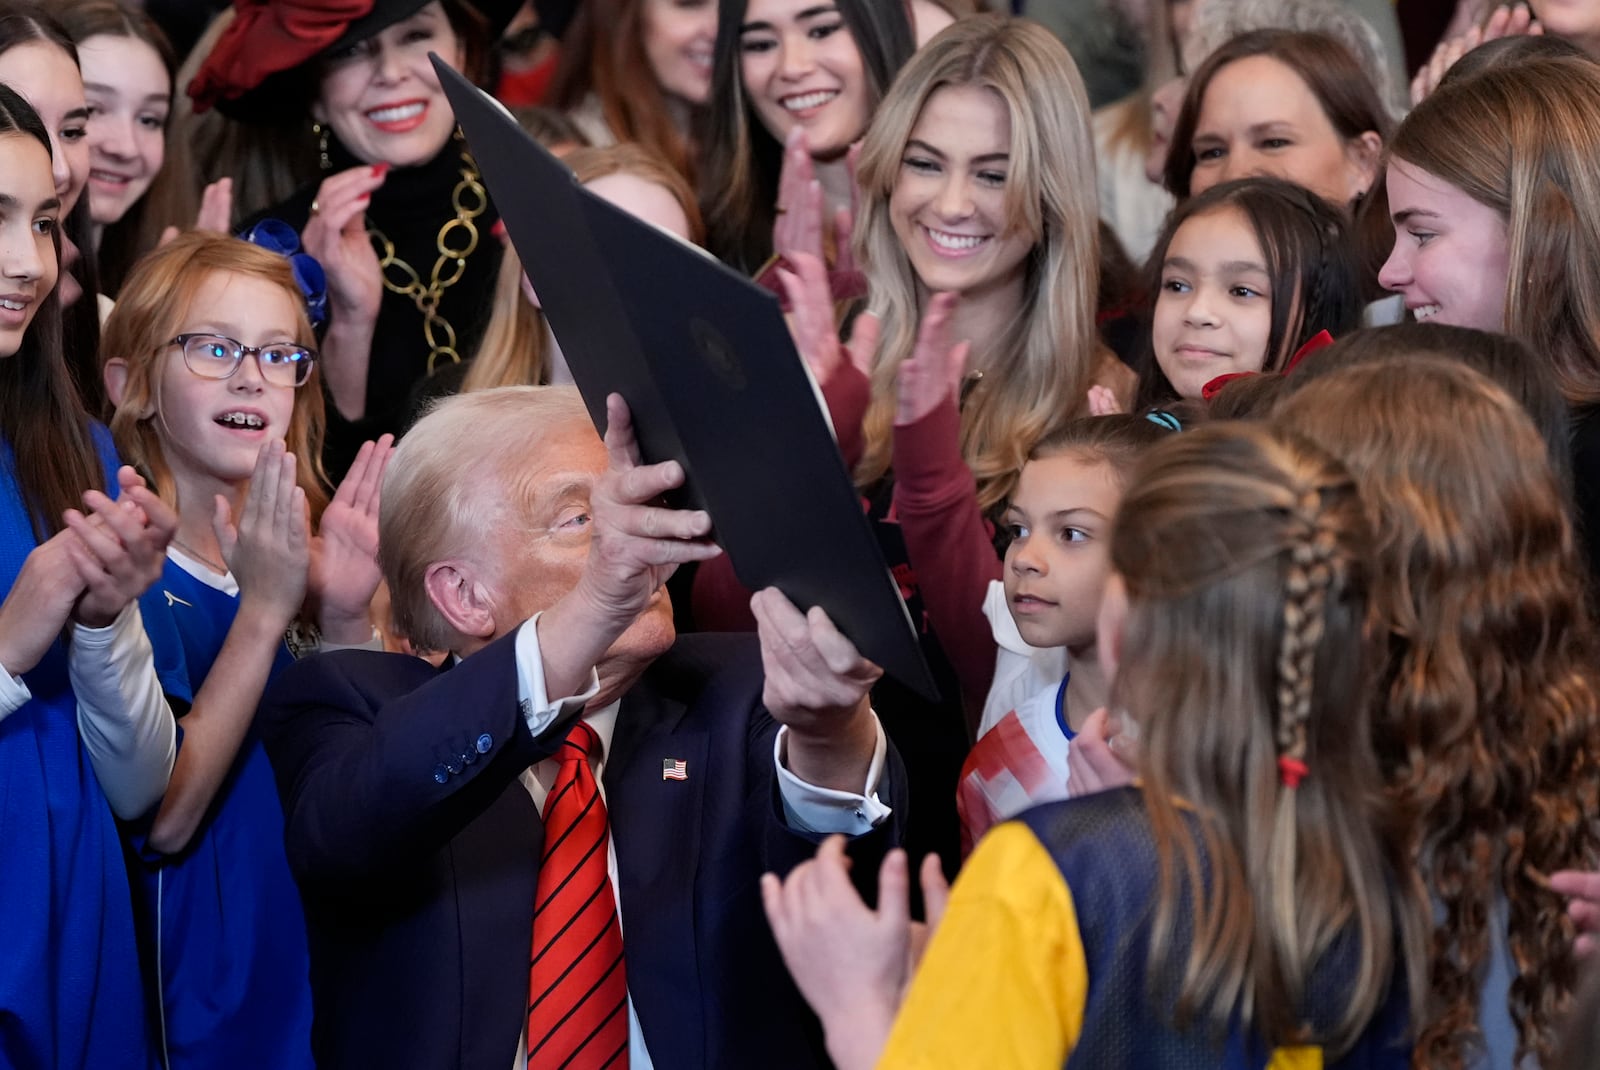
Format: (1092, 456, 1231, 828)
(313, 121, 331, 171)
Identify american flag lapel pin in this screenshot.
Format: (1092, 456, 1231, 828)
(662, 758, 688, 782)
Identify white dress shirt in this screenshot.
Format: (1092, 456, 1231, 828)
(507, 613, 892, 1068)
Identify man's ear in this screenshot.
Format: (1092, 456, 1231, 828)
(104, 357, 130, 409)
(424, 560, 499, 643)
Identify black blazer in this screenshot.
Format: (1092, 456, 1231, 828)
(261, 630, 906, 1070)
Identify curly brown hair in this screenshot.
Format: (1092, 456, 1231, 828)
(1276, 358, 1600, 1068)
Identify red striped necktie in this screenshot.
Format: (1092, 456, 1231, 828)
(527, 720, 630, 1069)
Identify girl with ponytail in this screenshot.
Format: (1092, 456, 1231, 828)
(760, 421, 1427, 1069)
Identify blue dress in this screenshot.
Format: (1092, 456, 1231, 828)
(126, 555, 315, 1069)
(0, 428, 156, 1070)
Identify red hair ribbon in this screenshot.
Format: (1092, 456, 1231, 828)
(1199, 329, 1337, 402)
(1277, 756, 1310, 789)
(188, 0, 375, 113)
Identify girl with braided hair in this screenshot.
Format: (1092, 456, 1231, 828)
(761, 421, 1428, 1069)
(1277, 358, 1600, 1070)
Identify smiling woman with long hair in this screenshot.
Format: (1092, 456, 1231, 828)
(0, 81, 178, 1069)
(189, 0, 520, 478)
(700, 0, 913, 273)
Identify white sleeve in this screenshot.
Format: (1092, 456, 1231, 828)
(513, 612, 600, 736)
(69, 602, 177, 820)
(773, 717, 894, 835)
(0, 664, 31, 723)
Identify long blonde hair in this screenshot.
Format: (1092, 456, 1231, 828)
(1391, 56, 1600, 407)
(854, 15, 1101, 513)
(103, 233, 329, 518)
(464, 143, 705, 393)
(1113, 422, 1426, 1055)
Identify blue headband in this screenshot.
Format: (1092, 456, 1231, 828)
(236, 219, 329, 330)
(1145, 410, 1183, 433)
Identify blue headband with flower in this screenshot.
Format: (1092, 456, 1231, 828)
(236, 219, 329, 330)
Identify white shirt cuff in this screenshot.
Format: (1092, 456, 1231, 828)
(773, 716, 893, 836)
(514, 613, 600, 738)
(0, 662, 31, 723)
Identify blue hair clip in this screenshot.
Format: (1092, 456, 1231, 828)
(1146, 410, 1183, 432)
(237, 219, 329, 331)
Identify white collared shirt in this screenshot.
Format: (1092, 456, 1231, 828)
(507, 614, 892, 1068)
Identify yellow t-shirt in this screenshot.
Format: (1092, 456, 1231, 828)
(878, 821, 1327, 1069)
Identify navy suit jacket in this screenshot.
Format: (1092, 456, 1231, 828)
(261, 630, 907, 1070)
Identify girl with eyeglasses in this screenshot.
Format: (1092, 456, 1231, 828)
(100, 232, 394, 1069)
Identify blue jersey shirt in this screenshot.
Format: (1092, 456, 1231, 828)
(129, 553, 314, 1070)
(0, 426, 158, 1070)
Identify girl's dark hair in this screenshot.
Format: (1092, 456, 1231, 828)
(57, 0, 178, 299)
(701, 0, 914, 272)
(1135, 176, 1364, 409)
(1163, 29, 1392, 201)
(0, 4, 106, 415)
(0, 3, 76, 59)
(1283, 323, 1574, 494)
(0, 83, 103, 536)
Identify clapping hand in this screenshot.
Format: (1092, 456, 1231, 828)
(761, 836, 913, 1070)
(0, 531, 87, 675)
(1550, 870, 1600, 957)
(213, 441, 310, 628)
(892, 292, 969, 427)
(776, 251, 879, 386)
(1410, 2, 1540, 105)
(310, 435, 394, 643)
(62, 467, 178, 629)
(1087, 385, 1124, 416)
(158, 177, 236, 246)
(300, 164, 388, 329)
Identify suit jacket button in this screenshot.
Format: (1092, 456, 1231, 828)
(476, 733, 493, 754)
(461, 750, 476, 766)
(433, 764, 449, 784)
(447, 759, 463, 775)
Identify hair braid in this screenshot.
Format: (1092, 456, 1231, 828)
(1275, 485, 1340, 772)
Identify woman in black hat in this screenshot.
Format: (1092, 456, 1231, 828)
(190, 0, 523, 478)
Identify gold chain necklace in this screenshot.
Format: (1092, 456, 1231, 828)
(367, 136, 488, 374)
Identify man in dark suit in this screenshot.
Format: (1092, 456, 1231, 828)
(262, 386, 903, 1070)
